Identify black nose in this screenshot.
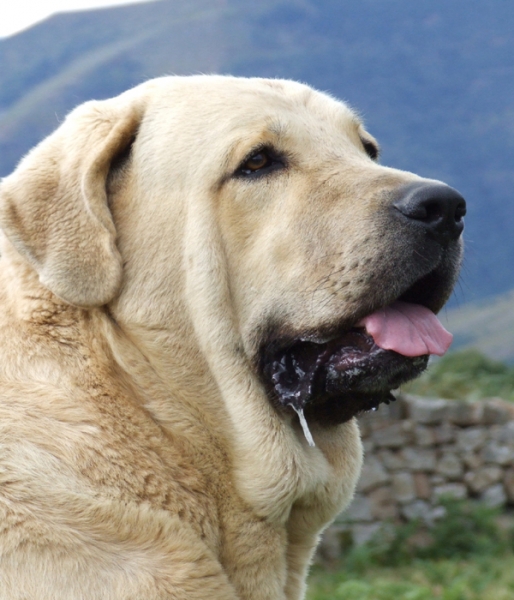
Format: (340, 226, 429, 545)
(393, 182, 466, 242)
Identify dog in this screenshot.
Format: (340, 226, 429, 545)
(0, 76, 465, 599)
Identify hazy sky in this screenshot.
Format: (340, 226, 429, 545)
(1, 0, 156, 38)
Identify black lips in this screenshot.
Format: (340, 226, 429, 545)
(261, 331, 428, 425)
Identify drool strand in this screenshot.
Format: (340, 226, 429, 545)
(291, 405, 315, 447)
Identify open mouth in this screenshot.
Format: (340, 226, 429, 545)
(261, 300, 453, 435)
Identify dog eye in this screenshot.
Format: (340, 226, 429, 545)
(361, 138, 379, 161)
(245, 152, 269, 171)
(236, 147, 285, 178)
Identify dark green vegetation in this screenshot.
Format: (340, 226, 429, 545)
(405, 348, 514, 400)
(1, 0, 514, 303)
(308, 499, 514, 599)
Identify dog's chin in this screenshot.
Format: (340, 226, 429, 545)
(261, 330, 428, 426)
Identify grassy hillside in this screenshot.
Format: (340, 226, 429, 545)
(404, 348, 514, 398)
(444, 291, 514, 363)
(1, 0, 514, 304)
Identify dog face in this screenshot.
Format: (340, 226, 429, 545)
(205, 80, 464, 425)
(0, 75, 464, 439)
(120, 77, 462, 429)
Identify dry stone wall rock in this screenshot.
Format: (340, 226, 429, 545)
(324, 394, 514, 552)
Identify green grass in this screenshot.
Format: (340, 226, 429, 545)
(307, 554, 514, 600)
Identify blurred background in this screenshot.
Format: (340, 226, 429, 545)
(2, 1, 514, 597)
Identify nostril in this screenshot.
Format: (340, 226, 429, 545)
(455, 201, 466, 222)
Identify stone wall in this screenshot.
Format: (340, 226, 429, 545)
(324, 394, 514, 551)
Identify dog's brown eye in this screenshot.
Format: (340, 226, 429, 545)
(236, 147, 285, 178)
(244, 152, 269, 172)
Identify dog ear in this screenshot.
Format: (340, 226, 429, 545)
(0, 98, 143, 307)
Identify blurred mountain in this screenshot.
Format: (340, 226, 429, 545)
(1, 0, 513, 304)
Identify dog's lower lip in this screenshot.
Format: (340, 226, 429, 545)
(262, 328, 428, 424)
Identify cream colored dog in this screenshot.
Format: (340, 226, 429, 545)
(0, 76, 465, 599)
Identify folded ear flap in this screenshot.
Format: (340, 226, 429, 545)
(0, 98, 143, 307)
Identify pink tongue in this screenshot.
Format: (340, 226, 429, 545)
(358, 301, 453, 357)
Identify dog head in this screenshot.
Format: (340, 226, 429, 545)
(0, 76, 464, 430)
